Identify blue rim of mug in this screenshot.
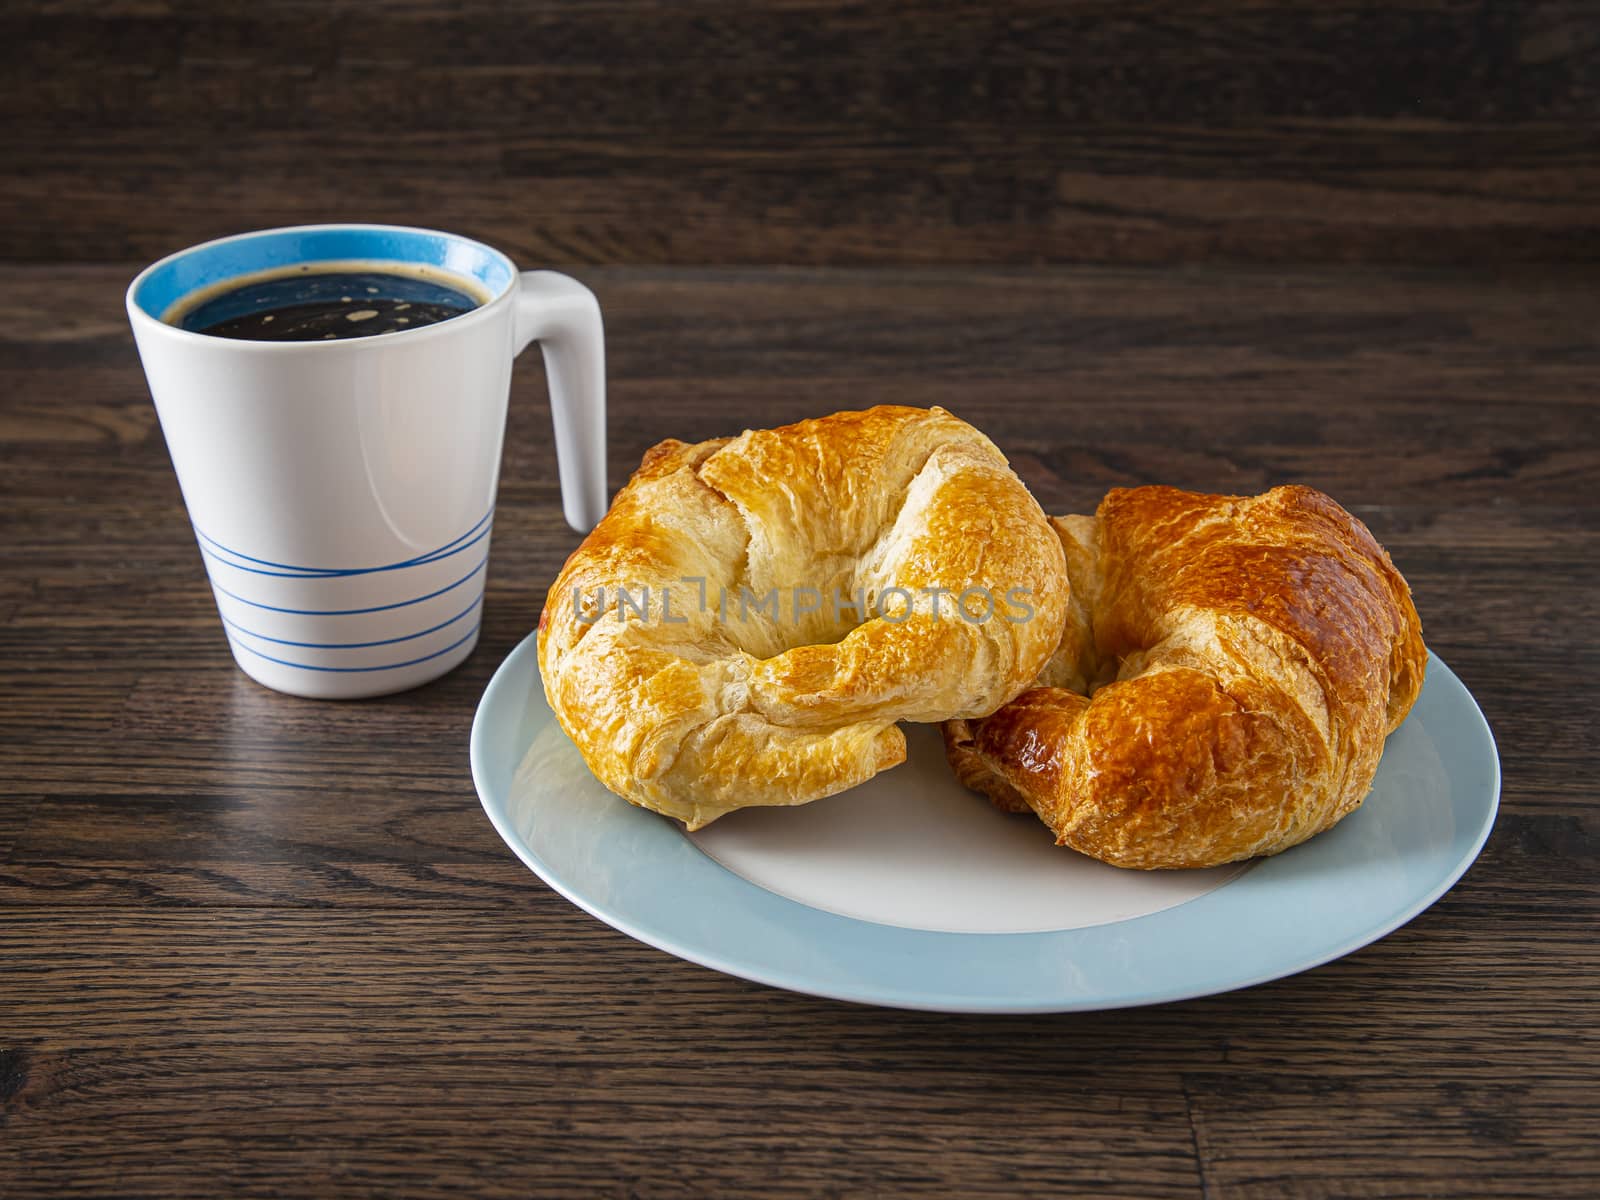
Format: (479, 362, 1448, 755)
(126, 223, 519, 348)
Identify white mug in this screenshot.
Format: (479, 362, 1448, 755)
(126, 224, 606, 699)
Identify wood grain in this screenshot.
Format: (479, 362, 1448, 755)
(2, 1, 1597, 266)
(2, 263, 1598, 1197)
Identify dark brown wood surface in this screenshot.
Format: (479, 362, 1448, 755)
(1, 262, 1597, 1197)
(4, 1, 1599, 268)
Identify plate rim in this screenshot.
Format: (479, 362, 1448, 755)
(471, 637, 1501, 1013)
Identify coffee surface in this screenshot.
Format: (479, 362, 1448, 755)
(179, 269, 481, 341)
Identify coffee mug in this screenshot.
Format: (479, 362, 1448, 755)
(127, 223, 606, 699)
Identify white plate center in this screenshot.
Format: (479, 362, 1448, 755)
(689, 724, 1248, 934)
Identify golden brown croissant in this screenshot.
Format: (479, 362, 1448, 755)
(539, 406, 1068, 829)
(943, 485, 1426, 869)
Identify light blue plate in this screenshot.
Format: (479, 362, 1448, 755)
(471, 637, 1499, 1013)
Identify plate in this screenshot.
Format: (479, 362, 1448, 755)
(471, 636, 1499, 1012)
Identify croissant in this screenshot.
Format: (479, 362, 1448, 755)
(538, 406, 1068, 829)
(942, 485, 1426, 869)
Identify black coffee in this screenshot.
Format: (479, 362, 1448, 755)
(178, 268, 481, 341)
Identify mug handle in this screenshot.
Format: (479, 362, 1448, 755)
(513, 271, 608, 533)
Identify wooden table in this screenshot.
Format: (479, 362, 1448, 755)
(3, 263, 1597, 1197)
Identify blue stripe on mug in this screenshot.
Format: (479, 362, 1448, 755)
(195, 508, 494, 579)
(220, 593, 483, 650)
(209, 556, 488, 616)
(227, 622, 483, 674)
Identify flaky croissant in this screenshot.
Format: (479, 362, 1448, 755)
(943, 485, 1426, 869)
(539, 406, 1068, 829)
